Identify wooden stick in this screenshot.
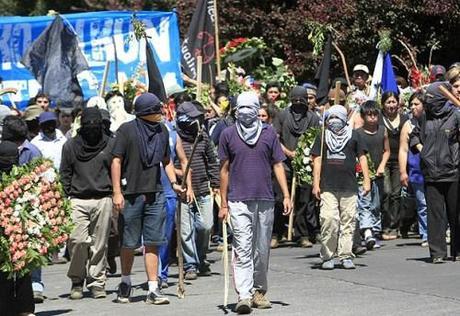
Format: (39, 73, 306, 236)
(287, 175, 296, 241)
(439, 85, 460, 107)
(99, 60, 111, 97)
(398, 39, 418, 71)
(112, 36, 119, 85)
(334, 81, 341, 105)
(213, 0, 222, 81)
(332, 42, 352, 88)
(196, 55, 203, 102)
(222, 218, 229, 307)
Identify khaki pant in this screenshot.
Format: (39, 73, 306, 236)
(67, 197, 112, 288)
(319, 191, 357, 261)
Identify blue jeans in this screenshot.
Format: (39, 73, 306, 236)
(180, 195, 214, 272)
(158, 197, 177, 282)
(121, 193, 167, 248)
(410, 182, 428, 241)
(358, 179, 382, 233)
(31, 268, 43, 292)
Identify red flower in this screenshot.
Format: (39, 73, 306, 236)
(355, 163, 362, 174)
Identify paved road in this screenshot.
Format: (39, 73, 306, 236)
(35, 238, 460, 316)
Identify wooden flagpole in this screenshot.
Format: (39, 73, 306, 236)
(332, 42, 351, 89)
(287, 176, 296, 241)
(196, 55, 203, 102)
(99, 60, 111, 97)
(213, 0, 222, 81)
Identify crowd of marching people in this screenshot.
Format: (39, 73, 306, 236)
(1, 60, 460, 315)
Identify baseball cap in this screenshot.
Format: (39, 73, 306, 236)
(431, 65, 446, 77)
(353, 64, 369, 74)
(176, 101, 204, 118)
(38, 111, 57, 125)
(23, 104, 44, 121)
(134, 92, 162, 116)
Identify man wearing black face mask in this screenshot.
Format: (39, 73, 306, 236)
(273, 86, 320, 248)
(176, 101, 220, 279)
(60, 107, 115, 299)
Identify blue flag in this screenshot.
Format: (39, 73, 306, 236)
(381, 53, 398, 94)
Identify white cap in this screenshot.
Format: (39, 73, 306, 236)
(353, 64, 369, 74)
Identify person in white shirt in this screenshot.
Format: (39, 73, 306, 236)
(31, 112, 67, 170)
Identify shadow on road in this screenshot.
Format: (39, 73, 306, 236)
(36, 309, 73, 316)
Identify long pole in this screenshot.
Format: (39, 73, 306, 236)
(332, 42, 351, 89)
(213, 0, 221, 81)
(287, 175, 296, 241)
(99, 60, 111, 97)
(196, 55, 203, 102)
(112, 36, 119, 85)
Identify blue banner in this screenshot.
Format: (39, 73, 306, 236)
(0, 11, 183, 108)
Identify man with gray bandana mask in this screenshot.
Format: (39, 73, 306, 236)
(218, 91, 292, 314)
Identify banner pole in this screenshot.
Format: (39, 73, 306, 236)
(99, 60, 111, 97)
(196, 55, 203, 102)
(112, 36, 119, 85)
(213, 0, 222, 81)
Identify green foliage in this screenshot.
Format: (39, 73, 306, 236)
(292, 127, 321, 185)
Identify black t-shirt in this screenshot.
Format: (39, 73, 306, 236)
(311, 130, 367, 193)
(356, 126, 385, 168)
(112, 120, 170, 195)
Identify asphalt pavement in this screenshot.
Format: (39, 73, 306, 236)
(35, 237, 460, 316)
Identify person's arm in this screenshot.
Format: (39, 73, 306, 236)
(175, 137, 193, 203)
(359, 153, 371, 195)
(377, 129, 390, 177)
(218, 159, 230, 221)
(312, 155, 322, 200)
(111, 157, 124, 212)
(273, 162, 293, 215)
(59, 143, 73, 196)
(281, 143, 296, 159)
(399, 122, 410, 187)
(205, 137, 220, 193)
(164, 156, 186, 196)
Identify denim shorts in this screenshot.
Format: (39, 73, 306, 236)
(121, 192, 167, 248)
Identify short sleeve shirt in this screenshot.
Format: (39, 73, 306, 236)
(218, 124, 286, 201)
(112, 120, 170, 195)
(311, 130, 366, 193)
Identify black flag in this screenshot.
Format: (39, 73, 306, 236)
(181, 0, 216, 84)
(21, 15, 88, 108)
(314, 34, 332, 105)
(146, 41, 167, 103)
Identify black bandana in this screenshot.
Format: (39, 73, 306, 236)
(135, 118, 167, 168)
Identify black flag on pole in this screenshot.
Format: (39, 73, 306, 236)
(181, 0, 216, 84)
(146, 40, 167, 103)
(21, 15, 88, 108)
(314, 34, 332, 105)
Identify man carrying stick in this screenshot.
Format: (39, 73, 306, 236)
(218, 91, 292, 314)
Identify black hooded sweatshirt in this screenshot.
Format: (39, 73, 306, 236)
(410, 82, 460, 182)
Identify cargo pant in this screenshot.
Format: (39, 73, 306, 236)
(320, 191, 357, 261)
(67, 197, 112, 288)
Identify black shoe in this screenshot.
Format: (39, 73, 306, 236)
(352, 246, 367, 256)
(198, 264, 212, 276)
(432, 257, 444, 264)
(116, 282, 132, 303)
(33, 291, 44, 303)
(107, 257, 117, 275)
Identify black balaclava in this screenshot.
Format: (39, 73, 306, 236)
(290, 86, 309, 115)
(0, 140, 19, 173)
(79, 107, 103, 146)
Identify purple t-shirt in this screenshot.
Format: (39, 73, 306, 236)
(218, 124, 286, 202)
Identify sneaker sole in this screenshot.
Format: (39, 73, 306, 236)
(116, 297, 130, 303)
(92, 293, 106, 299)
(253, 303, 272, 309)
